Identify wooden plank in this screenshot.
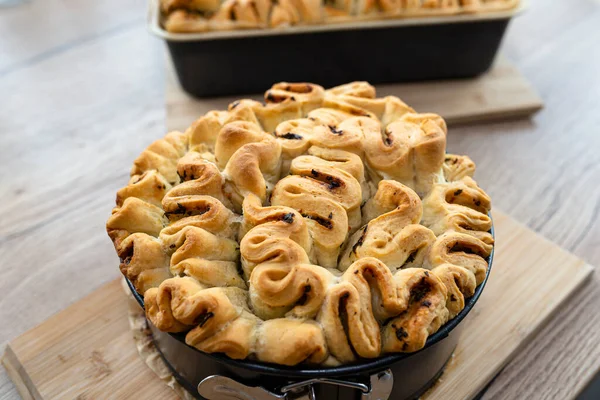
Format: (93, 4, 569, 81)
(1, 348, 36, 400)
(1, 280, 177, 400)
(2, 211, 592, 400)
(165, 56, 543, 132)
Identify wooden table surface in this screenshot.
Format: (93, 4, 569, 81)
(1, 0, 599, 399)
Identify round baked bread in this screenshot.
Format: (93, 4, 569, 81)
(106, 81, 493, 366)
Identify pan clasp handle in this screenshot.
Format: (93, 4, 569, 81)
(364, 370, 394, 400)
(198, 375, 287, 400)
(198, 369, 393, 400)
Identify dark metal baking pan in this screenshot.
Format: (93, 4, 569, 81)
(126, 221, 494, 399)
(148, 1, 523, 97)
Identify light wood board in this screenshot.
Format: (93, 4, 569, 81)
(165, 56, 543, 132)
(1, 210, 592, 400)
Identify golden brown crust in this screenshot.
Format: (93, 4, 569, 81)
(273, 114, 368, 173)
(187, 111, 229, 155)
(160, 0, 221, 13)
(327, 81, 377, 98)
(213, 119, 282, 208)
(171, 259, 247, 289)
(250, 263, 334, 319)
(256, 319, 328, 365)
(240, 193, 309, 242)
(425, 231, 493, 285)
(190, 313, 257, 359)
(339, 180, 436, 271)
(107, 80, 493, 366)
(421, 176, 494, 244)
(164, 154, 232, 208)
(161, 195, 237, 238)
(144, 277, 246, 332)
(240, 194, 312, 276)
(116, 171, 172, 208)
(272, 154, 363, 234)
(224, 139, 282, 206)
(324, 83, 415, 126)
(431, 263, 476, 319)
(270, 0, 301, 27)
(265, 82, 325, 113)
(209, 0, 271, 30)
(164, 10, 209, 33)
(443, 154, 476, 181)
(226, 99, 302, 134)
(240, 195, 334, 319)
(381, 268, 448, 353)
(280, 0, 323, 23)
(107, 197, 167, 248)
(161, 226, 239, 266)
(363, 113, 447, 196)
(308, 146, 371, 201)
(131, 131, 188, 185)
(361, 179, 422, 225)
(118, 233, 171, 294)
(318, 258, 448, 362)
(272, 191, 348, 268)
(214, 121, 265, 168)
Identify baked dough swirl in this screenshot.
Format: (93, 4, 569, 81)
(339, 180, 436, 271)
(319, 257, 448, 362)
(240, 194, 335, 319)
(107, 80, 494, 366)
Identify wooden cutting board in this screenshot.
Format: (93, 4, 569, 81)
(1, 210, 592, 400)
(165, 56, 543, 131)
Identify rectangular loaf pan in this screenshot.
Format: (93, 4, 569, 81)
(149, 0, 524, 98)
